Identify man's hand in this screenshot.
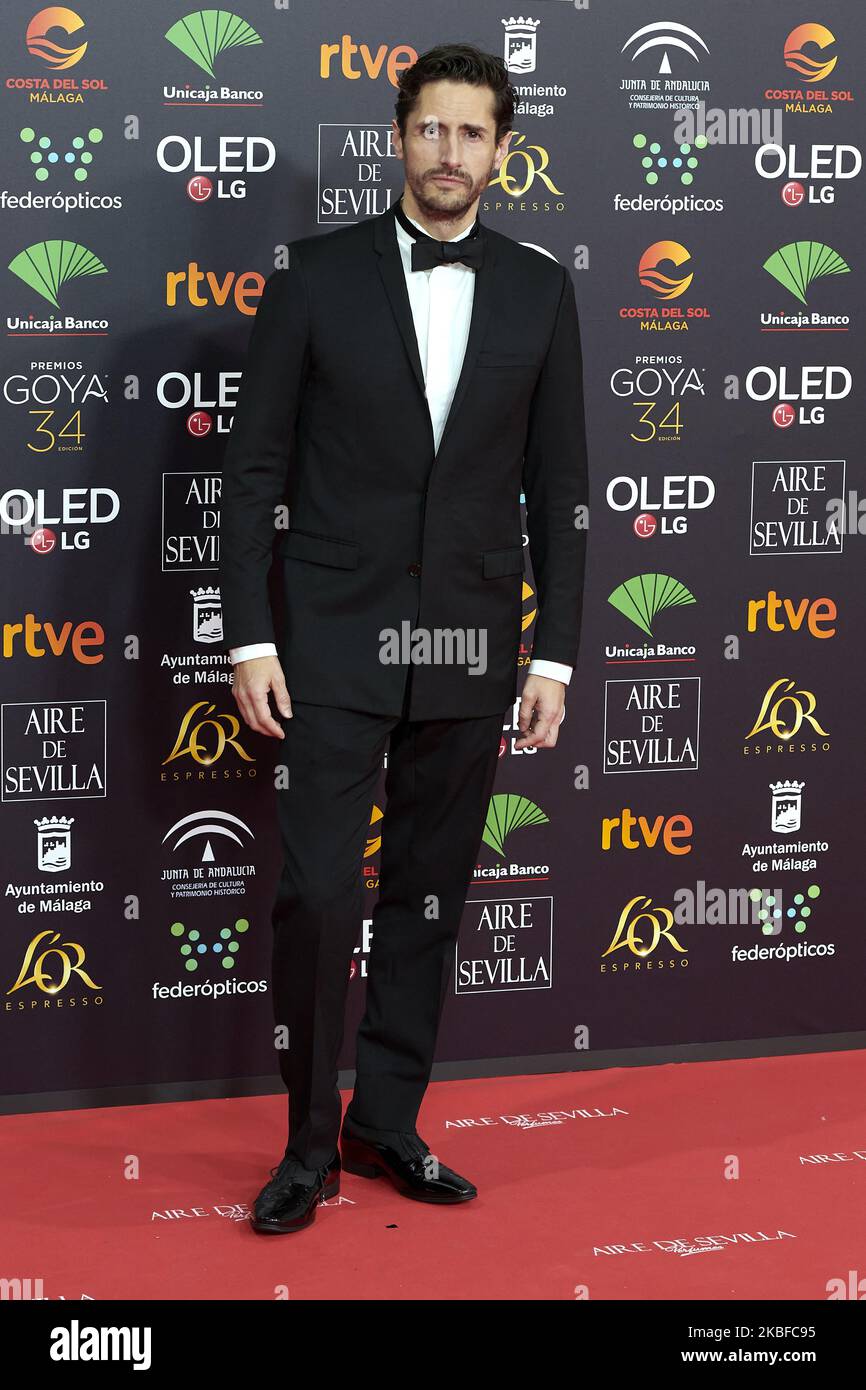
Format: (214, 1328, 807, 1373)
(514, 673, 566, 750)
(231, 654, 292, 739)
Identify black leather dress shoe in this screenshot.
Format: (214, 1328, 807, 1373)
(250, 1150, 341, 1234)
(340, 1124, 477, 1204)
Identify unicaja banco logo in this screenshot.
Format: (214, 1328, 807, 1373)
(8, 239, 107, 307)
(763, 241, 850, 305)
(165, 10, 263, 78)
(608, 574, 696, 636)
(482, 793, 548, 858)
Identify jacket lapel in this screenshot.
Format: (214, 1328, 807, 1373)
(371, 200, 501, 453)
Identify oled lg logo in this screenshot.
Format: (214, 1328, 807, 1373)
(156, 134, 276, 202)
(755, 142, 861, 205)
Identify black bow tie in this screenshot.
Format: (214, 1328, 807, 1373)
(394, 197, 485, 273)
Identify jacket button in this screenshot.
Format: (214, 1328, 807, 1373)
(407, 562, 422, 577)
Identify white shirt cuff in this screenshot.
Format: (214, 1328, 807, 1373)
(527, 658, 573, 685)
(229, 642, 278, 664)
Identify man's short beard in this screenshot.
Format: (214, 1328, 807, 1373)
(407, 162, 493, 224)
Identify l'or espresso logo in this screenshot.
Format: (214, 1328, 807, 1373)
(604, 677, 700, 773)
(483, 132, 565, 214)
(6, 7, 109, 103)
(750, 460, 844, 555)
(455, 896, 553, 994)
(161, 701, 255, 781)
(2, 699, 106, 802)
(601, 894, 688, 973)
(6, 928, 103, 1011)
(743, 677, 830, 756)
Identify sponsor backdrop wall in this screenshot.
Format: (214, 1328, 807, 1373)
(2, 1, 863, 1111)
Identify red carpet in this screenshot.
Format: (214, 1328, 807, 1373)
(2, 1050, 864, 1301)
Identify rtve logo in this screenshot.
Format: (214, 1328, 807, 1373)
(746, 591, 837, 637)
(2, 613, 104, 663)
(601, 809, 693, 855)
(165, 264, 264, 314)
(319, 36, 417, 86)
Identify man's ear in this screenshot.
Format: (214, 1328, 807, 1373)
(391, 117, 403, 158)
(493, 130, 514, 170)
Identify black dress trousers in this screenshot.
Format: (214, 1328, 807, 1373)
(271, 666, 506, 1169)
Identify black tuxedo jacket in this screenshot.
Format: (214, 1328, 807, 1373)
(218, 199, 588, 719)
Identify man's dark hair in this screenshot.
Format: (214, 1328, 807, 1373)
(394, 43, 517, 144)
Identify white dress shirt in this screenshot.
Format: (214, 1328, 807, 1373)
(229, 204, 572, 687)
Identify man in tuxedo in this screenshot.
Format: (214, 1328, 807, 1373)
(218, 43, 588, 1234)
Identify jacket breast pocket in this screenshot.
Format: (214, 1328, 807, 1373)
(275, 528, 359, 569)
(475, 351, 541, 370)
(482, 544, 525, 578)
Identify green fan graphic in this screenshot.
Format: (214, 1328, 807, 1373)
(763, 241, 850, 306)
(165, 10, 263, 78)
(482, 793, 549, 858)
(608, 574, 696, 637)
(8, 240, 107, 308)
